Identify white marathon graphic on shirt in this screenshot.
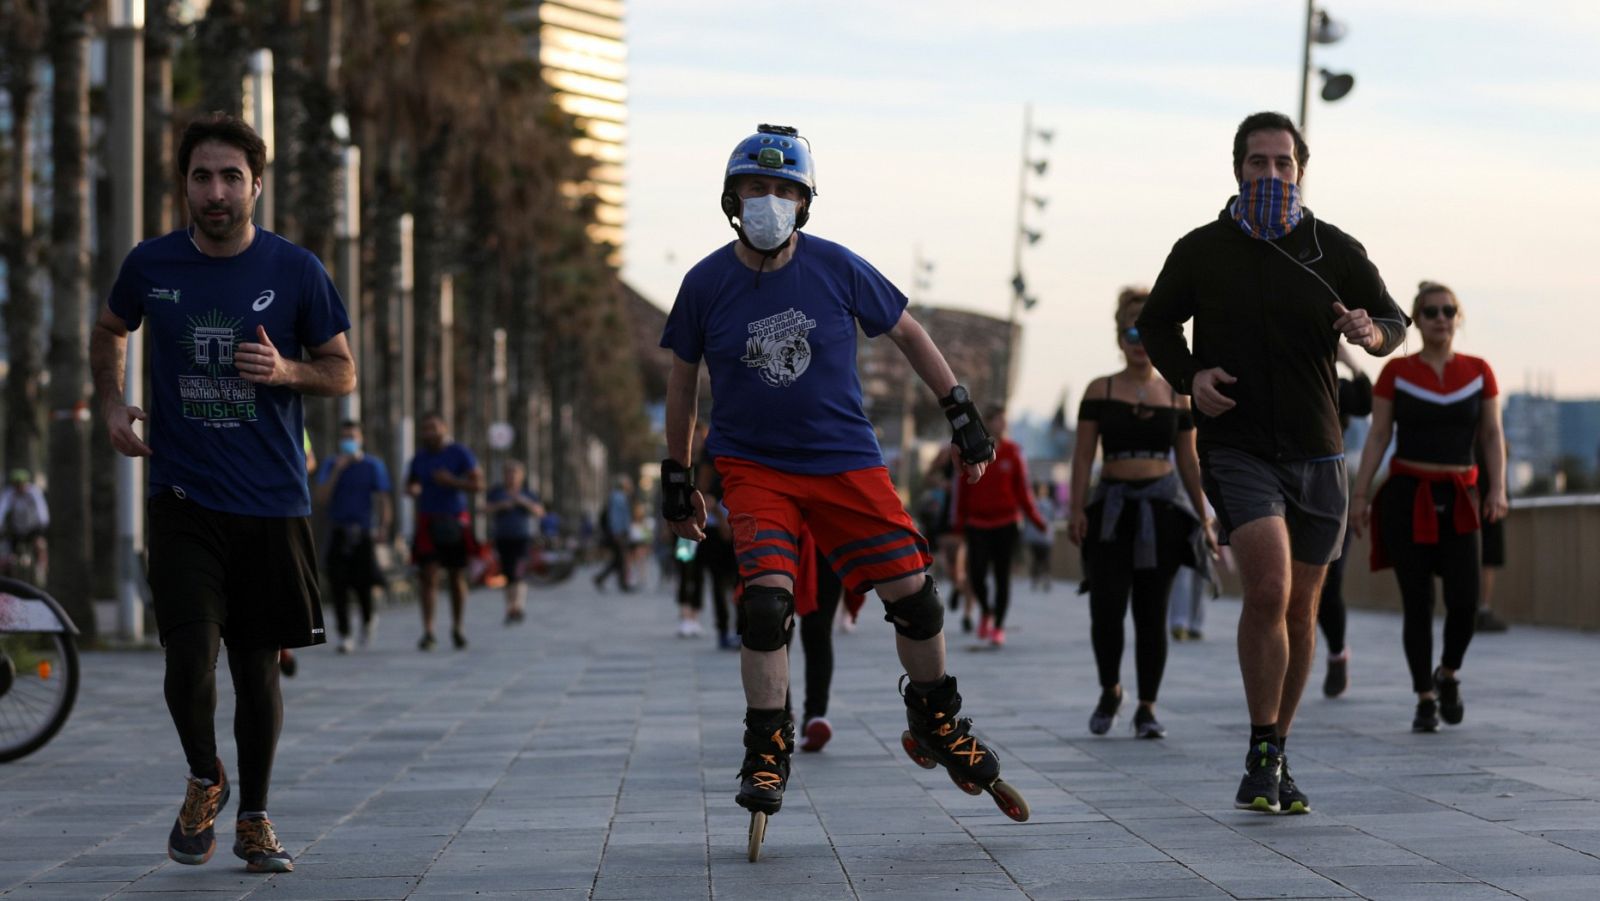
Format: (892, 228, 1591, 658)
(179, 310, 259, 428)
(741, 308, 817, 388)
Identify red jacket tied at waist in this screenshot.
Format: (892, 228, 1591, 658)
(1370, 460, 1479, 571)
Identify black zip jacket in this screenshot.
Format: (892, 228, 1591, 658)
(1137, 205, 1409, 462)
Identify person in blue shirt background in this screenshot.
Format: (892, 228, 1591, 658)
(486, 460, 543, 625)
(406, 413, 484, 650)
(314, 419, 392, 653)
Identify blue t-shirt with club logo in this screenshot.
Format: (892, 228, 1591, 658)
(107, 228, 351, 517)
(660, 233, 907, 475)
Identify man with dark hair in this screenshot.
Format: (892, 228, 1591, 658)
(406, 413, 483, 650)
(1138, 111, 1408, 815)
(315, 419, 392, 652)
(91, 112, 355, 872)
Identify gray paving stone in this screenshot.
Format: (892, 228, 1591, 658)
(1, 574, 1597, 900)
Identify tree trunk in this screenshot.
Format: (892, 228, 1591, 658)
(45, 0, 94, 633)
(410, 128, 449, 423)
(143, 0, 176, 239)
(195, 0, 249, 117)
(5, 47, 45, 477)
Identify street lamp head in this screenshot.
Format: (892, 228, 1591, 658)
(1030, 159, 1049, 177)
(1035, 128, 1055, 144)
(1313, 10, 1347, 44)
(1320, 70, 1356, 102)
(1030, 195, 1049, 210)
(1022, 229, 1043, 246)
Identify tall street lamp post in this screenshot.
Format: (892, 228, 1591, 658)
(1299, 2, 1355, 135)
(1006, 103, 1051, 400)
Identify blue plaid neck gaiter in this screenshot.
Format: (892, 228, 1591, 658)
(1230, 177, 1303, 240)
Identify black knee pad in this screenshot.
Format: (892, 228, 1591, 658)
(882, 576, 944, 640)
(741, 584, 795, 652)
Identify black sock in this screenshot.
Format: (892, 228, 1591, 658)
(1250, 722, 1278, 747)
(1277, 733, 1288, 752)
(911, 675, 949, 693)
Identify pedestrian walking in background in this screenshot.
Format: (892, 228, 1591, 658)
(314, 420, 392, 653)
(1024, 482, 1057, 592)
(952, 405, 1048, 648)
(1318, 344, 1374, 697)
(1138, 111, 1409, 814)
(486, 460, 543, 625)
(1069, 288, 1214, 739)
(919, 449, 972, 632)
(1352, 281, 1507, 732)
(592, 476, 635, 592)
(90, 113, 355, 873)
(407, 413, 484, 651)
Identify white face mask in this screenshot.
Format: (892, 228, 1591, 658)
(740, 194, 798, 251)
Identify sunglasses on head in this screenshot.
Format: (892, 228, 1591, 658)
(1120, 327, 1142, 345)
(1420, 305, 1457, 320)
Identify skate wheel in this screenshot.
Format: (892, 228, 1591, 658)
(989, 779, 1030, 823)
(900, 731, 937, 769)
(746, 811, 767, 862)
(949, 771, 984, 796)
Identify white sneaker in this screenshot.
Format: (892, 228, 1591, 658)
(686, 620, 703, 637)
(676, 620, 694, 638)
(360, 616, 378, 647)
(338, 637, 355, 654)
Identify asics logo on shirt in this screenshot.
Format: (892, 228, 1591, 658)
(252, 289, 277, 311)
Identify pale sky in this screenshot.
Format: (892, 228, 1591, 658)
(620, 0, 1600, 419)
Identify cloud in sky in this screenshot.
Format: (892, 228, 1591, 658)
(622, 1, 1600, 415)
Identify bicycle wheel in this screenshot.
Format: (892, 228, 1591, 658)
(0, 577, 80, 763)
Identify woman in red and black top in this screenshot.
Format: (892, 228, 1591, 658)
(951, 406, 1047, 648)
(1352, 282, 1508, 733)
(1069, 289, 1215, 739)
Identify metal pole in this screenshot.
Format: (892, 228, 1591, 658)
(439, 273, 454, 431)
(396, 213, 416, 542)
(1299, 0, 1314, 134)
(1006, 103, 1031, 399)
(109, 1, 146, 642)
(244, 49, 274, 229)
(336, 145, 361, 422)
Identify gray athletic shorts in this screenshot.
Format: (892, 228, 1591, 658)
(1201, 447, 1348, 565)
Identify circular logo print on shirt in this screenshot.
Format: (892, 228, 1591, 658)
(252, 290, 276, 311)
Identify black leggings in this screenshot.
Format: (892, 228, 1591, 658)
(797, 551, 843, 721)
(1381, 476, 1479, 694)
(1317, 525, 1354, 656)
(966, 523, 1019, 628)
(326, 531, 377, 638)
(1087, 546, 1177, 702)
(163, 622, 283, 812)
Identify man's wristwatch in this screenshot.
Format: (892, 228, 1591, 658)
(939, 385, 970, 408)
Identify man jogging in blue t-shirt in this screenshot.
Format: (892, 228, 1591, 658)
(660, 125, 1031, 859)
(91, 113, 355, 874)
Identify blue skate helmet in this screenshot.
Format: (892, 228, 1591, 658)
(721, 124, 816, 231)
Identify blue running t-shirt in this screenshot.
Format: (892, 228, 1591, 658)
(407, 444, 478, 515)
(660, 234, 907, 475)
(319, 456, 392, 527)
(107, 228, 350, 517)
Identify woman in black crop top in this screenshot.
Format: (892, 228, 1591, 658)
(1069, 288, 1216, 739)
(1350, 281, 1508, 733)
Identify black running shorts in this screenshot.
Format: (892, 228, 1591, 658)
(147, 490, 326, 649)
(1200, 447, 1348, 565)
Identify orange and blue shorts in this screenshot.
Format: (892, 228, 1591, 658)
(715, 457, 932, 596)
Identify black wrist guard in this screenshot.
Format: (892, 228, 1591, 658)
(660, 458, 694, 522)
(943, 397, 995, 465)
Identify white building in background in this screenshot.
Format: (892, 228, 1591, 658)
(517, 0, 627, 263)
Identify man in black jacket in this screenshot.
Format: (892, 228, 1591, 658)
(1138, 111, 1408, 816)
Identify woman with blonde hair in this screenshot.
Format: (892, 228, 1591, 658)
(1352, 281, 1508, 732)
(1069, 288, 1215, 738)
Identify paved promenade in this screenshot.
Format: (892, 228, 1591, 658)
(2, 567, 1598, 900)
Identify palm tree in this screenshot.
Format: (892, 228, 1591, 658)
(1, 0, 47, 477)
(45, 0, 94, 632)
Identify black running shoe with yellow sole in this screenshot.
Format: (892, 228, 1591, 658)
(1234, 741, 1283, 813)
(1278, 758, 1310, 814)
